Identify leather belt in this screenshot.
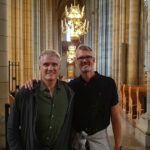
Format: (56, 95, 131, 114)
(84, 127, 100, 135)
(42, 146, 51, 150)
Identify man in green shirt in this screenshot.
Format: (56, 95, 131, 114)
(7, 50, 74, 150)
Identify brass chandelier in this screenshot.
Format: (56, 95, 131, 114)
(67, 45, 76, 64)
(61, 0, 89, 40)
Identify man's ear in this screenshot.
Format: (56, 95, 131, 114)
(59, 63, 61, 70)
(93, 57, 95, 62)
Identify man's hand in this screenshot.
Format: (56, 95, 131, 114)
(24, 79, 37, 90)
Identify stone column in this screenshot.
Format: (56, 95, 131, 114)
(47, 0, 54, 49)
(135, 0, 150, 147)
(112, 0, 119, 82)
(94, 0, 99, 70)
(107, 0, 113, 76)
(40, 0, 47, 50)
(118, 0, 127, 85)
(119, 43, 127, 84)
(85, 0, 98, 71)
(147, 0, 150, 117)
(97, 0, 112, 76)
(32, 0, 41, 79)
(0, 0, 8, 117)
(111, 0, 116, 79)
(98, 0, 106, 75)
(138, 0, 145, 85)
(33, 0, 59, 78)
(127, 0, 140, 85)
(7, 0, 33, 85)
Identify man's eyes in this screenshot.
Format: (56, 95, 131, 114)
(51, 63, 58, 67)
(43, 63, 58, 67)
(77, 56, 93, 60)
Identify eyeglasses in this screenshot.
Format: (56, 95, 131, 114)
(77, 56, 93, 61)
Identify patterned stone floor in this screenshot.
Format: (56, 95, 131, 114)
(108, 113, 150, 150)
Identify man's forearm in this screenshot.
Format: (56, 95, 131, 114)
(111, 104, 122, 149)
(112, 118, 122, 149)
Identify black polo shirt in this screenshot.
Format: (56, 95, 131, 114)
(69, 72, 118, 133)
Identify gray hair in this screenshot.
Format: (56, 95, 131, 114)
(39, 50, 61, 62)
(76, 44, 95, 56)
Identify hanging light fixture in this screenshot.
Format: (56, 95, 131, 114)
(61, 0, 89, 40)
(67, 45, 76, 64)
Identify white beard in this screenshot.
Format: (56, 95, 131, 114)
(81, 65, 92, 72)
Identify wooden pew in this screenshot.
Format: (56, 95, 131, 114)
(128, 86, 137, 119)
(121, 83, 147, 120)
(122, 84, 129, 114)
(136, 85, 147, 119)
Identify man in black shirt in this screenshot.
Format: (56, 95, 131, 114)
(24, 45, 122, 150)
(69, 45, 122, 150)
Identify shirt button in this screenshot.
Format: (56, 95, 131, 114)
(52, 115, 54, 118)
(49, 126, 52, 129)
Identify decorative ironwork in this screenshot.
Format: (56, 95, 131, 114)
(144, 0, 148, 8)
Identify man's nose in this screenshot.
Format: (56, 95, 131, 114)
(47, 65, 53, 70)
(82, 58, 87, 62)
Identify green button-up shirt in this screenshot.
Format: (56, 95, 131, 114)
(35, 81, 68, 148)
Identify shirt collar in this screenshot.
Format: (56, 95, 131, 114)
(40, 80, 61, 92)
(79, 71, 99, 83)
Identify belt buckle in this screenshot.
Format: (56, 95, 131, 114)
(85, 128, 98, 135)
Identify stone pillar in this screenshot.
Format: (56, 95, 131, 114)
(94, 0, 98, 70)
(138, 0, 145, 85)
(147, 0, 150, 118)
(119, 43, 127, 84)
(118, 0, 127, 85)
(111, 0, 116, 79)
(127, 0, 140, 85)
(0, 0, 8, 117)
(107, 0, 113, 76)
(98, 0, 112, 76)
(7, 0, 33, 85)
(84, 0, 92, 47)
(135, 0, 150, 147)
(98, 0, 106, 75)
(90, 0, 96, 51)
(85, 0, 98, 71)
(32, 0, 59, 78)
(112, 0, 119, 82)
(47, 0, 54, 49)
(32, 0, 41, 79)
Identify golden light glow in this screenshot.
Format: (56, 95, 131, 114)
(67, 45, 76, 64)
(61, 1, 89, 40)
